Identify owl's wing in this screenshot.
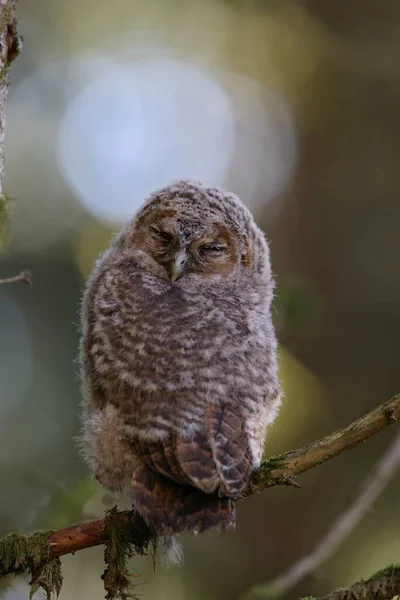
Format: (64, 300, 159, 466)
(204, 401, 254, 496)
(131, 399, 253, 498)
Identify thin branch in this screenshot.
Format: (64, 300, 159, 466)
(48, 511, 153, 559)
(242, 393, 400, 496)
(241, 432, 400, 599)
(0, 393, 395, 564)
(0, 270, 31, 285)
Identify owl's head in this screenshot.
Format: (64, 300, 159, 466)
(116, 180, 270, 288)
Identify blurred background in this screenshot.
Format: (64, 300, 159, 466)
(1, 0, 400, 598)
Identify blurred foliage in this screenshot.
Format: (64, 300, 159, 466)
(274, 278, 324, 342)
(265, 346, 328, 455)
(42, 478, 99, 531)
(74, 222, 115, 279)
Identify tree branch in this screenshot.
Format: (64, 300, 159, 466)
(0, 394, 398, 599)
(300, 563, 400, 600)
(48, 510, 153, 559)
(242, 393, 399, 496)
(2, 394, 399, 561)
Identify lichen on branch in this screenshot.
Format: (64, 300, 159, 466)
(300, 563, 400, 600)
(102, 507, 156, 600)
(0, 531, 62, 599)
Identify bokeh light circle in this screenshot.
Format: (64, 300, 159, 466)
(57, 57, 235, 224)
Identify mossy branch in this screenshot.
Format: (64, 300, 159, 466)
(0, 531, 62, 599)
(0, 512, 155, 600)
(300, 563, 400, 600)
(243, 393, 400, 496)
(0, 394, 398, 599)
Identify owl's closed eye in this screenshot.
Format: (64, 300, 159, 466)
(125, 207, 243, 282)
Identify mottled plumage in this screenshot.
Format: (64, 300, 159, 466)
(80, 180, 281, 537)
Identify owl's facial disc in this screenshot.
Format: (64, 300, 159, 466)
(132, 208, 240, 283)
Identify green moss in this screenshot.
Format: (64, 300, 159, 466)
(103, 507, 156, 600)
(299, 563, 400, 600)
(0, 509, 157, 600)
(0, 530, 62, 599)
(29, 557, 63, 600)
(243, 455, 297, 497)
(340, 563, 400, 600)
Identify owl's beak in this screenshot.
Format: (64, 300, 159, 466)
(170, 250, 187, 282)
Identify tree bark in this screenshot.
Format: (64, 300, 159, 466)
(0, 0, 19, 195)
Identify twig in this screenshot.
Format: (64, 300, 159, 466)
(0, 270, 31, 285)
(241, 432, 400, 599)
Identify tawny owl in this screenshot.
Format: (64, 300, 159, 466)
(80, 180, 281, 538)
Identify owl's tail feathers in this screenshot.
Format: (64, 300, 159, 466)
(131, 464, 236, 541)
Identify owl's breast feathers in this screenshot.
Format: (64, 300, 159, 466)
(90, 263, 271, 394)
(82, 262, 279, 535)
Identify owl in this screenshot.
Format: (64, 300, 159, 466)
(80, 180, 281, 538)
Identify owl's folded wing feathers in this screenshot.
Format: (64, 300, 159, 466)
(129, 393, 253, 535)
(131, 397, 253, 498)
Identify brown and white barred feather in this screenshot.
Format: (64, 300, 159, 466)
(79, 180, 281, 541)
